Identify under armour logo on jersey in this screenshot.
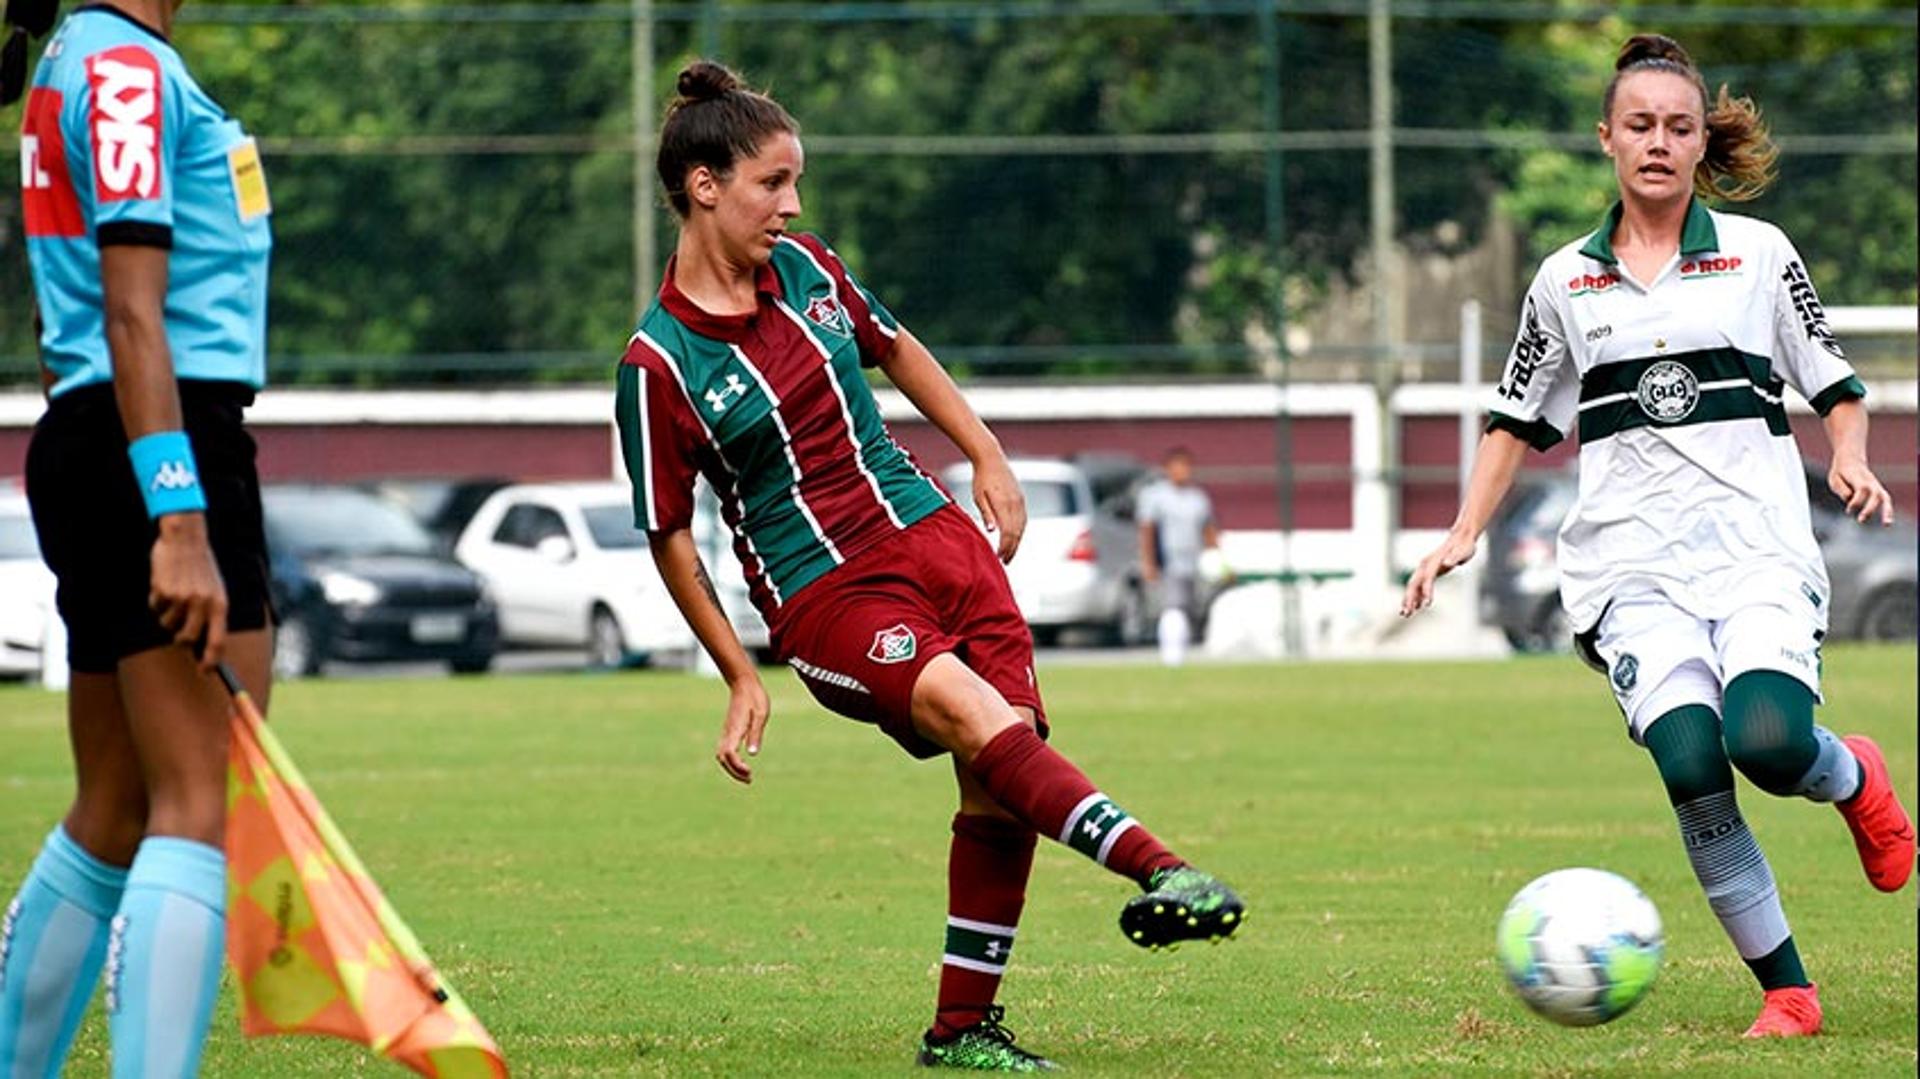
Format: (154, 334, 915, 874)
(984, 940, 1002, 959)
(150, 460, 198, 491)
(704, 374, 749, 414)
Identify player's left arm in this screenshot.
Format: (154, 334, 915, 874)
(877, 330, 1026, 563)
(1822, 400, 1892, 526)
(1767, 232, 1890, 526)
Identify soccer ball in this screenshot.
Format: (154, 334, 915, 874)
(1495, 867, 1664, 1027)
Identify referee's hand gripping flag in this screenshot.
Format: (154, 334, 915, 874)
(218, 664, 508, 1078)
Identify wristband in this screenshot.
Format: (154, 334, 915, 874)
(127, 430, 208, 519)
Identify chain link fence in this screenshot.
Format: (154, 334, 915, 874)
(1, 1, 1913, 387)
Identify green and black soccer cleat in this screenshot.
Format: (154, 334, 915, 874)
(917, 1006, 1059, 1072)
(1120, 865, 1245, 950)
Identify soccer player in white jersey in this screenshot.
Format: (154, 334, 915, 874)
(1401, 33, 1913, 1039)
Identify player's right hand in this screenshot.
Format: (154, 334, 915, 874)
(149, 512, 229, 671)
(1399, 531, 1478, 618)
(716, 675, 772, 785)
(970, 455, 1027, 564)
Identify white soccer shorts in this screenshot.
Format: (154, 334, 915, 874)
(1586, 592, 1824, 743)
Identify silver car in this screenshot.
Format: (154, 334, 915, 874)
(1481, 467, 1918, 648)
(941, 456, 1150, 646)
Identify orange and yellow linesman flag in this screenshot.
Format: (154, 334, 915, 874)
(220, 666, 508, 1078)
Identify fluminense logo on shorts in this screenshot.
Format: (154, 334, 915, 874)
(1635, 361, 1699, 423)
(151, 460, 198, 491)
(867, 624, 917, 665)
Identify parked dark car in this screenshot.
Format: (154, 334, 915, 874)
(264, 485, 500, 677)
(1478, 473, 1578, 652)
(1481, 468, 1919, 651)
(1805, 469, 1920, 640)
(360, 476, 511, 552)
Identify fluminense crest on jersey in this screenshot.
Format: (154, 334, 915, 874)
(803, 294, 851, 336)
(1636, 361, 1699, 423)
(867, 623, 917, 664)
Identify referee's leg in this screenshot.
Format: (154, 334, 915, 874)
(104, 630, 271, 1079)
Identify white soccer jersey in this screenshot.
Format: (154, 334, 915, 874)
(1488, 201, 1864, 634)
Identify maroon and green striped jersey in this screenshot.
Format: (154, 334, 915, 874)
(616, 233, 949, 618)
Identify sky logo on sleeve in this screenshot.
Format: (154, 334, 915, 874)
(87, 46, 164, 202)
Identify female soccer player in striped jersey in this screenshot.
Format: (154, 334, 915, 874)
(1404, 33, 1913, 1039)
(2, 1, 276, 1075)
(617, 60, 1244, 1071)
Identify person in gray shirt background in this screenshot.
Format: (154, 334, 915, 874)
(1137, 447, 1226, 666)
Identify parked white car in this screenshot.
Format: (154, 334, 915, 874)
(940, 457, 1150, 645)
(0, 489, 57, 681)
(453, 481, 766, 666)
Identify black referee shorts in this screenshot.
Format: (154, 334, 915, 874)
(26, 379, 274, 673)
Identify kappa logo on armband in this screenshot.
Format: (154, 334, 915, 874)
(87, 47, 164, 202)
(151, 460, 198, 491)
(867, 624, 918, 665)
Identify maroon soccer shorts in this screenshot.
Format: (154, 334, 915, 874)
(772, 504, 1048, 758)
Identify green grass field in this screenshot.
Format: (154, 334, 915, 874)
(2, 648, 1914, 1077)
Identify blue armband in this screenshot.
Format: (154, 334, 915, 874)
(127, 430, 208, 518)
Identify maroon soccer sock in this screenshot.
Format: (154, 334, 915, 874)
(932, 814, 1037, 1040)
(964, 724, 1183, 888)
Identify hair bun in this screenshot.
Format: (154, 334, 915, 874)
(1617, 33, 1693, 72)
(676, 60, 741, 103)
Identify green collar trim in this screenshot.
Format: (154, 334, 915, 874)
(1579, 199, 1719, 265)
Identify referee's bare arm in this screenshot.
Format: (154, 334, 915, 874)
(649, 527, 770, 784)
(101, 244, 229, 668)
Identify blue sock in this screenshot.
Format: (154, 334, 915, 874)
(0, 825, 129, 1079)
(106, 838, 225, 1079)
